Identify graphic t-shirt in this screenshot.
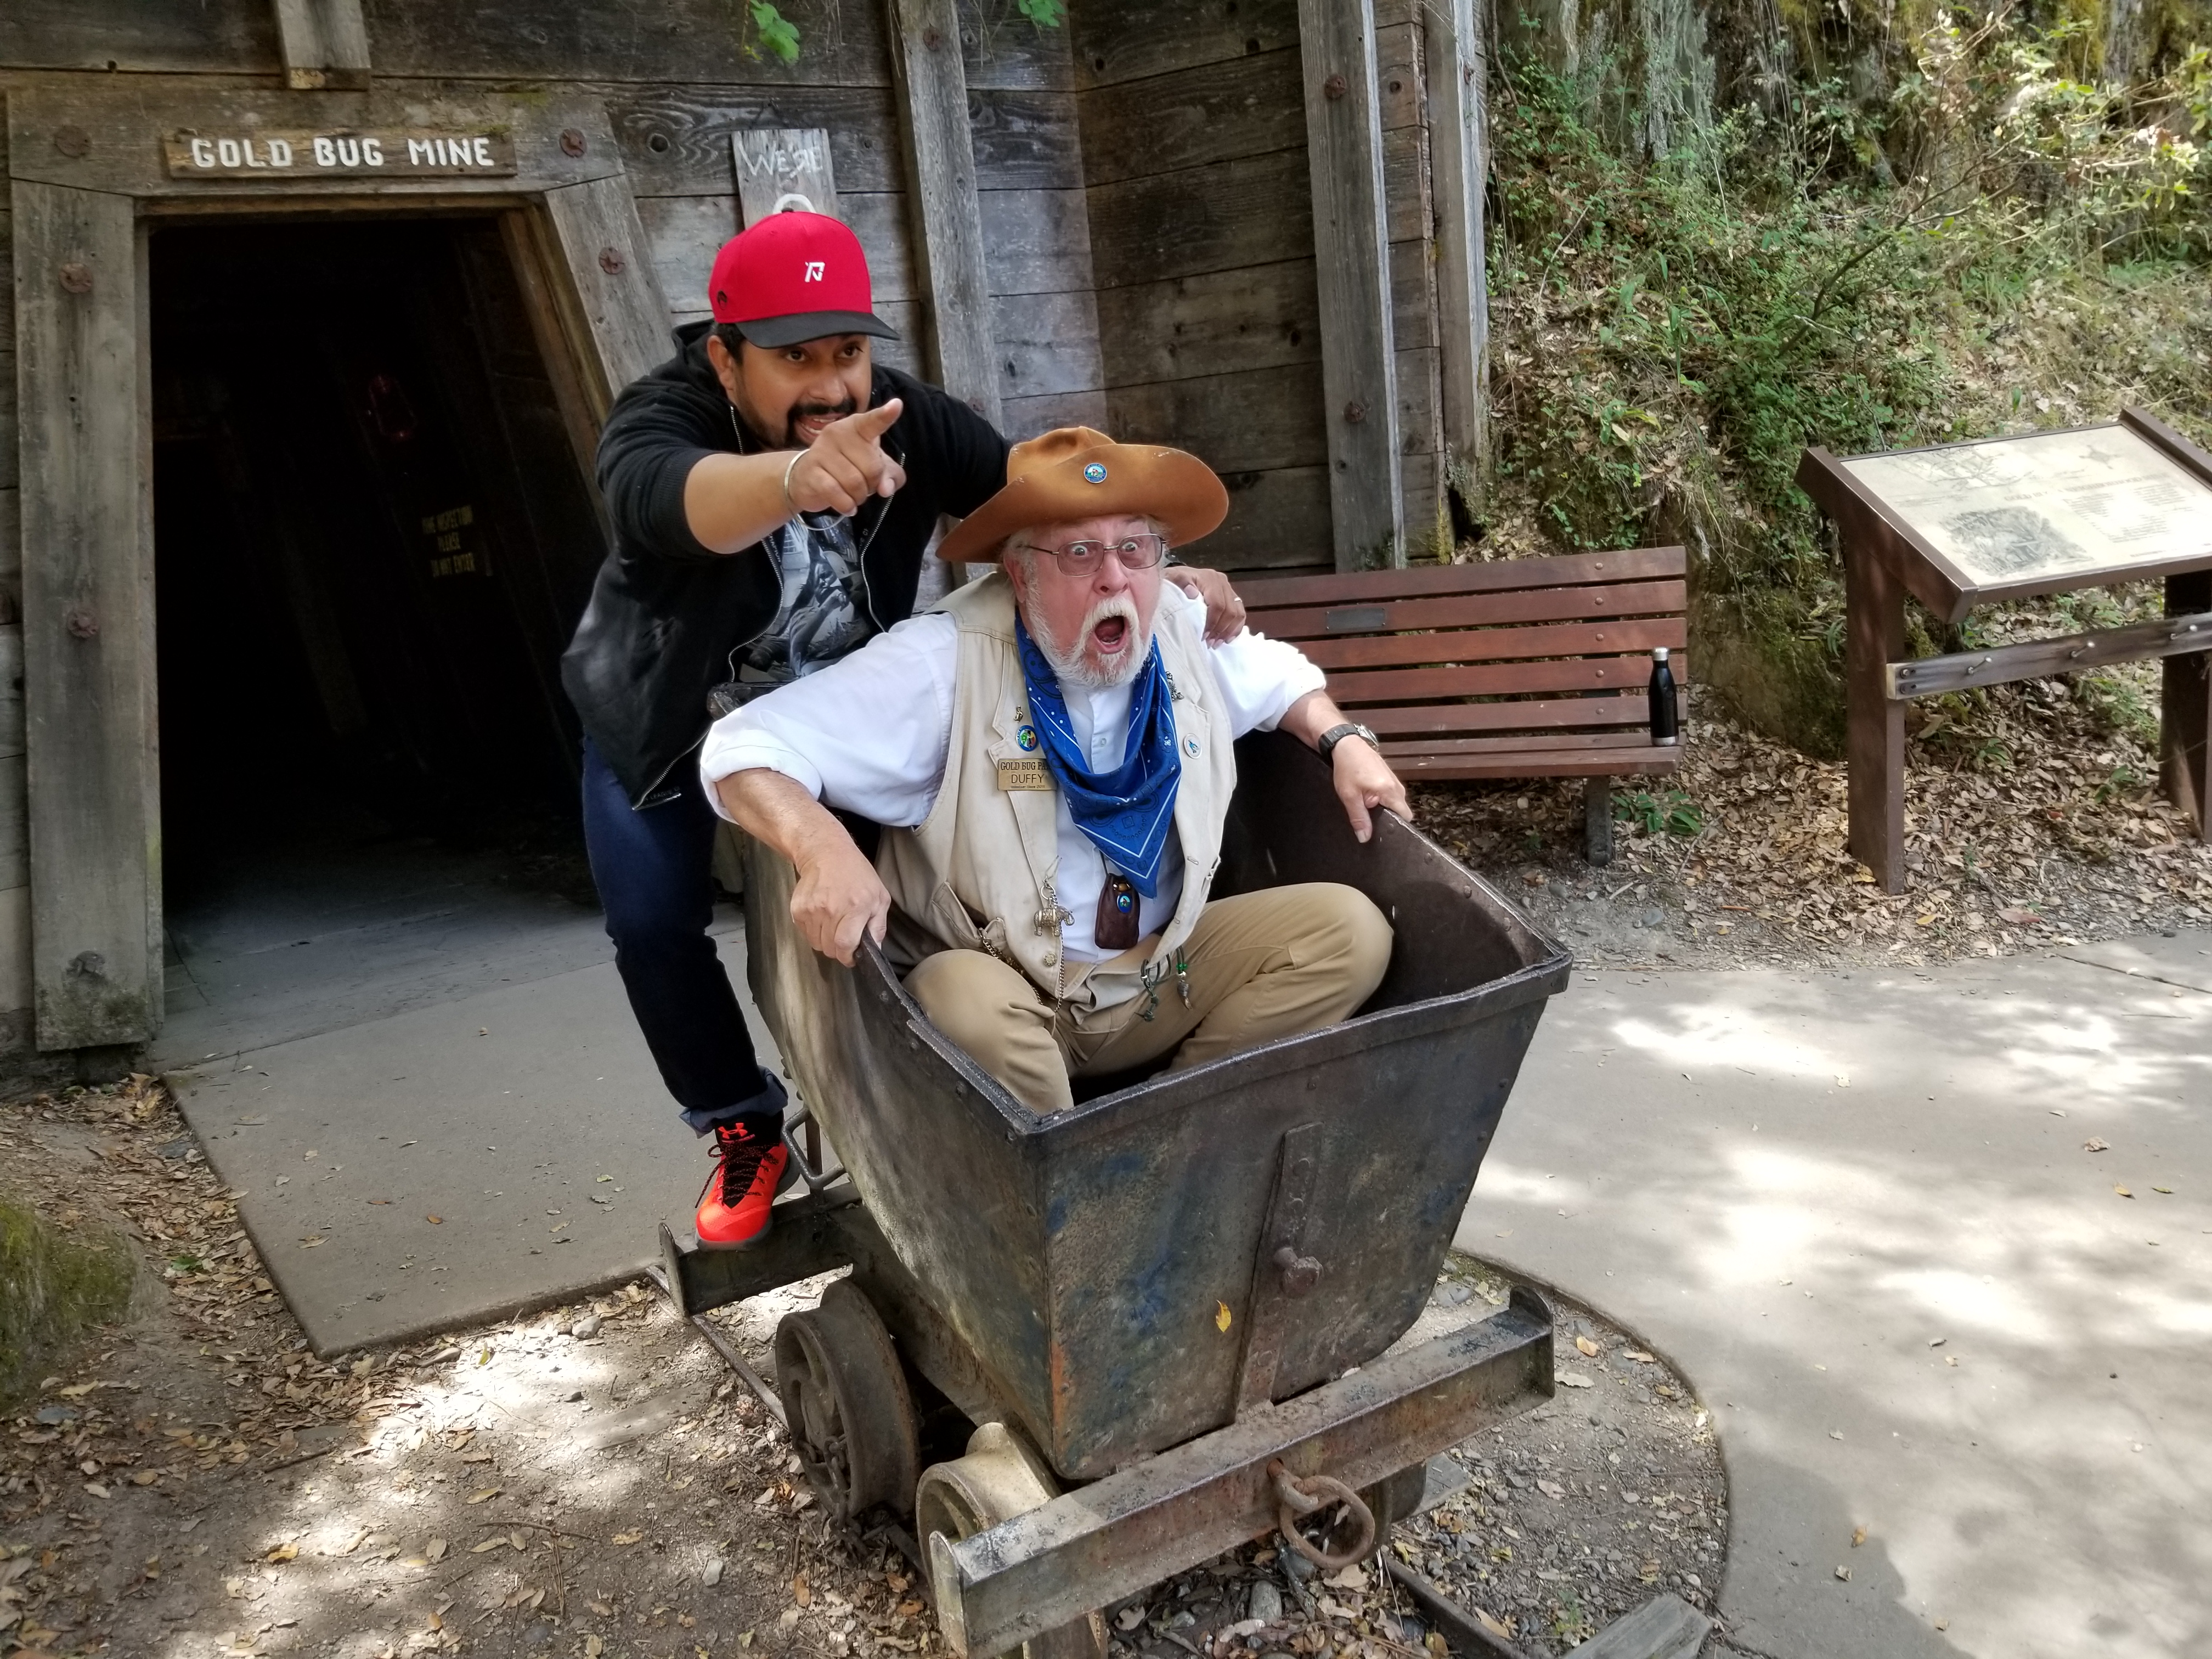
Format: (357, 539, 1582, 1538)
(740, 510, 877, 682)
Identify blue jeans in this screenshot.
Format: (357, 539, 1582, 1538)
(580, 738, 785, 1133)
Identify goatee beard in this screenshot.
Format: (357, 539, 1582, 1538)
(1029, 596, 1150, 689)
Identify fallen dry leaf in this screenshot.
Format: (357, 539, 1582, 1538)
(610, 1531, 644, 1546)
(1574, 1335, 1600, 1358)
(2084, 1138, 2111, 1152)
(1852, 1526, 1867, 1547)
(263, 1544, 297, 1564)
(1554, 1370, 1594, 1389)
(2116, 1186, 2135, 1198)
(465, 1487, 501, 1504)
(793, 1574, 812, 1607)
(1624, 1350, 1656, 1363)
(424, 1538, 448, 1562)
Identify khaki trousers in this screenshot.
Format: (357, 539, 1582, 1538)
(903, 883, 1392, 1114)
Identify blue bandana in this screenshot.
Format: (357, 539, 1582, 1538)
(1014, 617, 1183, 898)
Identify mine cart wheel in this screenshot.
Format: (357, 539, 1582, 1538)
(773, 1279, 920, 1522)
(915, 1421, 1107, 1659)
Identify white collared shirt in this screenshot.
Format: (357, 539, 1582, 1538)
(701, 584, 1325, 961)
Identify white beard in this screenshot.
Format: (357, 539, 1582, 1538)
(1026, 594, 1153, 689)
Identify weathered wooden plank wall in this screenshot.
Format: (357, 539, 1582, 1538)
(0, 105, 26, 1036)
(1072, 0, 1447, 577)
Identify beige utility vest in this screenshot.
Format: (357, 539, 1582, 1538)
(877, 573, 1238, 1012)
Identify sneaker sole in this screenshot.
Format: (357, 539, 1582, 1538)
(693, 1147, 803, 1252)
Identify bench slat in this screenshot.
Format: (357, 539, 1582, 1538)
(1366, 693, 1680, 738)
(1302, 616, 1685, 672)
(1234, 546, 1688, 608)
(1328, 654, 1692, 705)
(1249, 579, 1688, 641)
(1389, 748, 1683, 780)
(1386, 730, 1670, 757)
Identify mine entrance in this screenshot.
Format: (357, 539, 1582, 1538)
(150, 216, 611, 1055)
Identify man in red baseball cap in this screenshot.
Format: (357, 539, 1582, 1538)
(560, 211, 1246, 1252)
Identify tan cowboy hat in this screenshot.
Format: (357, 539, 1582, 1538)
(937, 426, 1229, 563)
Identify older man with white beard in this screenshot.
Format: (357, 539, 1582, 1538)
(702, 427, 1409, 1128)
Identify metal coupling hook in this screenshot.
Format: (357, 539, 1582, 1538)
(1267, 1458, 1376, 1571)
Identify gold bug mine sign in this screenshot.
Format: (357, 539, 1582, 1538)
(163, 129, 518, 178)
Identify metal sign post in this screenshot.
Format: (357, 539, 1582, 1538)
(1799, 408, 2212, 892)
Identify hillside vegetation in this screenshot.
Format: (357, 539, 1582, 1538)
(1482, 0, 2212, 754)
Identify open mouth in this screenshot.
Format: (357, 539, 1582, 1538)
(796, 416, 834, 443)
(1091, 616, 1130, 653)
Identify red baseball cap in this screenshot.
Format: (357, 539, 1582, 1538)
(708, 211, 899, 348)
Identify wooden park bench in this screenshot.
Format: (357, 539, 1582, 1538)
(1237, 547, 1689, 865)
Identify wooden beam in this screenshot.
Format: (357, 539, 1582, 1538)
(1296, 0, 1404, 571)
(1886, 610, 2212, 699)
(540, 174, 676, 420)
(885, 0, 1003, 429)
(1426, 0, 1491, 515)
(14, 182, 161, 1049)
(2164, 572, 2212, 842)
(272, 0, 371, 91)
(1844, 540, 1908, 893)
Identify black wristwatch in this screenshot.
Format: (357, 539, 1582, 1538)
(1317, 722, 1379, 764)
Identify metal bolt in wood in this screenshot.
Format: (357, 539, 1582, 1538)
(53, 125, 91, 157)
(597, 246, 625, 275)
(58, 263, 93, 295)
(560, 128, 587, 157)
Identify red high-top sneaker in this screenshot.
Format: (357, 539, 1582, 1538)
(695, 1118, 796, 1249)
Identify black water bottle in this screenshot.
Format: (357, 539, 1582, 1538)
(1649, 647, 1678, 746)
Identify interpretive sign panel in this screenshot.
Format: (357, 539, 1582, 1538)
(1800, 408, 2212, 891)
(1841, 425, 2212, 591)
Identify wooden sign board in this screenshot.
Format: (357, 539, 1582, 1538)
(1799, 407, 2212, 890)
(164, 130, 518, 179)
(732, 128, 840, 225)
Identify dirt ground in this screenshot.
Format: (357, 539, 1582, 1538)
(2, 1082, 1724, 1659)
(1419, 672, 2212, 972)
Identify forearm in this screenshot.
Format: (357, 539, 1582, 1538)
(1279, 689, 1352, 750)
(718, 767, 850, 866)
(684, 451, 802, 555)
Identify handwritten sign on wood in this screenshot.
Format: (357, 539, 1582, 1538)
(732, 128, 840, 225)
(163, 131, 519, 179)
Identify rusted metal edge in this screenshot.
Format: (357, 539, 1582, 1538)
(1382, 1556, 1535, 1659)
(933, 1288, 1553, 1657)
(657, 1187, 865, 1321)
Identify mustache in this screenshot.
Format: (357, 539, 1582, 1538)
(784, 397, 859, 444)
(1031, 595, 1148, 689)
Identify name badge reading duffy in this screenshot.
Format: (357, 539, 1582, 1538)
(996, 758, 1052, 792)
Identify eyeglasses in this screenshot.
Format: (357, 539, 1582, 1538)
(1015, 532, 1169, 574)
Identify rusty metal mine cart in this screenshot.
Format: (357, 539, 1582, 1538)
(657, 733, 1571, 1656)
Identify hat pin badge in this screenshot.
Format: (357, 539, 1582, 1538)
(1083, 461, 1109, 484)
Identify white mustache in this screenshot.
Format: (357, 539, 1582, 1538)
(1080, 595, 1141, 650)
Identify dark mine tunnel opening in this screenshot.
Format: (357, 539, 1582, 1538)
(150, 216, 610, 1037)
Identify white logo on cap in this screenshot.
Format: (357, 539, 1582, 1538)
(803, 261, 825, 282)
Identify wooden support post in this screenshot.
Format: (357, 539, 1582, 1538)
(15, 183, 162, 1049)
(272, 0, 371, 91)
(1844, 543, 1908, 893)
(1425, 0, 1491, 517)
(539, 176, 675, 420)
(1297, 0, 1404, 572)
(1583, 777, 1613, 867)
(2164, 569, 2212, 842)
(886, 0, 1003, 432)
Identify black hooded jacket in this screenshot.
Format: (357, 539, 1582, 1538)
(560, 323, 1010, 804)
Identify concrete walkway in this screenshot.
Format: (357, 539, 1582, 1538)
(1460, 932, 2211, 1659)
(167, 918, 778, 1355)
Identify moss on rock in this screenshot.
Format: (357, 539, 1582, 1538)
(1, 1193, 137, 1404)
